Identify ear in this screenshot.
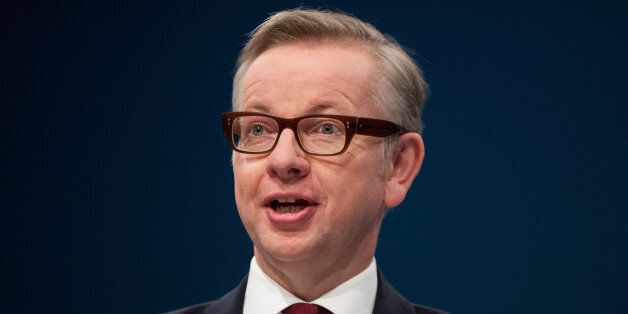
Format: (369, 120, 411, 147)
(383, 133, 425, 208)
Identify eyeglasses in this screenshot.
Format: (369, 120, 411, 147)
(222, 112, 406, 156)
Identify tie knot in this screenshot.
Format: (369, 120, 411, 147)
(282, 302, 333, 314)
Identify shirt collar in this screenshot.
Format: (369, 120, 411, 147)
(243, 257, 378, 314)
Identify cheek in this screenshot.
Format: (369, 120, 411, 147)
(320, 160, 386, 215)
(233, 164, 262, 231)
(350, 158, 387, 209)
(232, 160, 263, 205)
(232, 169, 244, 202)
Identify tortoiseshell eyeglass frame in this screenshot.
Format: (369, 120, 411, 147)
(222, 111, 406, 156)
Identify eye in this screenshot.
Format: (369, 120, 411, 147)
(250, 124, 264, 136)
(319, 123, 340, 135)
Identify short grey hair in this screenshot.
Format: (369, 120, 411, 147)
(232, 8, 428, 173)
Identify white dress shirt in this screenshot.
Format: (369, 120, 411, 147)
(243, 257, 378, 314)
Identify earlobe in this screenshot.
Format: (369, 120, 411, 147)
(383, 133, 425, 208)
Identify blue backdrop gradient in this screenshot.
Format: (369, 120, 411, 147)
(3, 1, 627, 313)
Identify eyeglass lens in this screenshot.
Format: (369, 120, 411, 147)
(231, 115, 347, 155)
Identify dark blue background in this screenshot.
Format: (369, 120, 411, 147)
(3, 1, 626, 313)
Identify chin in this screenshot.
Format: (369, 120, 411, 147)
(256, 236, 320, 263)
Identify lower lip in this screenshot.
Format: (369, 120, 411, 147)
(265, 204, 316, 225)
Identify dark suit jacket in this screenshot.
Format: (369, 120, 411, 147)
(166, 270, 447, 314)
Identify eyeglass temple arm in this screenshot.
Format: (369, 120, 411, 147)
(355, 118, 404, 137)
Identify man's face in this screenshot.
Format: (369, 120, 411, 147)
(233, 43, 390, 267)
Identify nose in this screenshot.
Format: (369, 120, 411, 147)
(267, 128, 310, 181)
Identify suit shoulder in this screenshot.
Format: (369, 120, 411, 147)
(164, 300, 220, 314)
(375, 269, 448, 314)
(411, 303, 450, 314)
(164, 275, 248, 314)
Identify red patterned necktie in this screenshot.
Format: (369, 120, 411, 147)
(282, 303, 333, 314)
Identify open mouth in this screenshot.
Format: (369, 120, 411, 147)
(269, 198, 311, 213)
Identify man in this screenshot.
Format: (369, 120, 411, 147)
(169, 8, 447, 314)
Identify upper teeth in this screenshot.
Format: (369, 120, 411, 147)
(276, 197, 296, 203)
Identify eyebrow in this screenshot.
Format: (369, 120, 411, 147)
(306, 102, 339, 114)
(243, 102, 271, 113)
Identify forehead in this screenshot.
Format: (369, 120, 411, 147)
(239, 43, 378, 117)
